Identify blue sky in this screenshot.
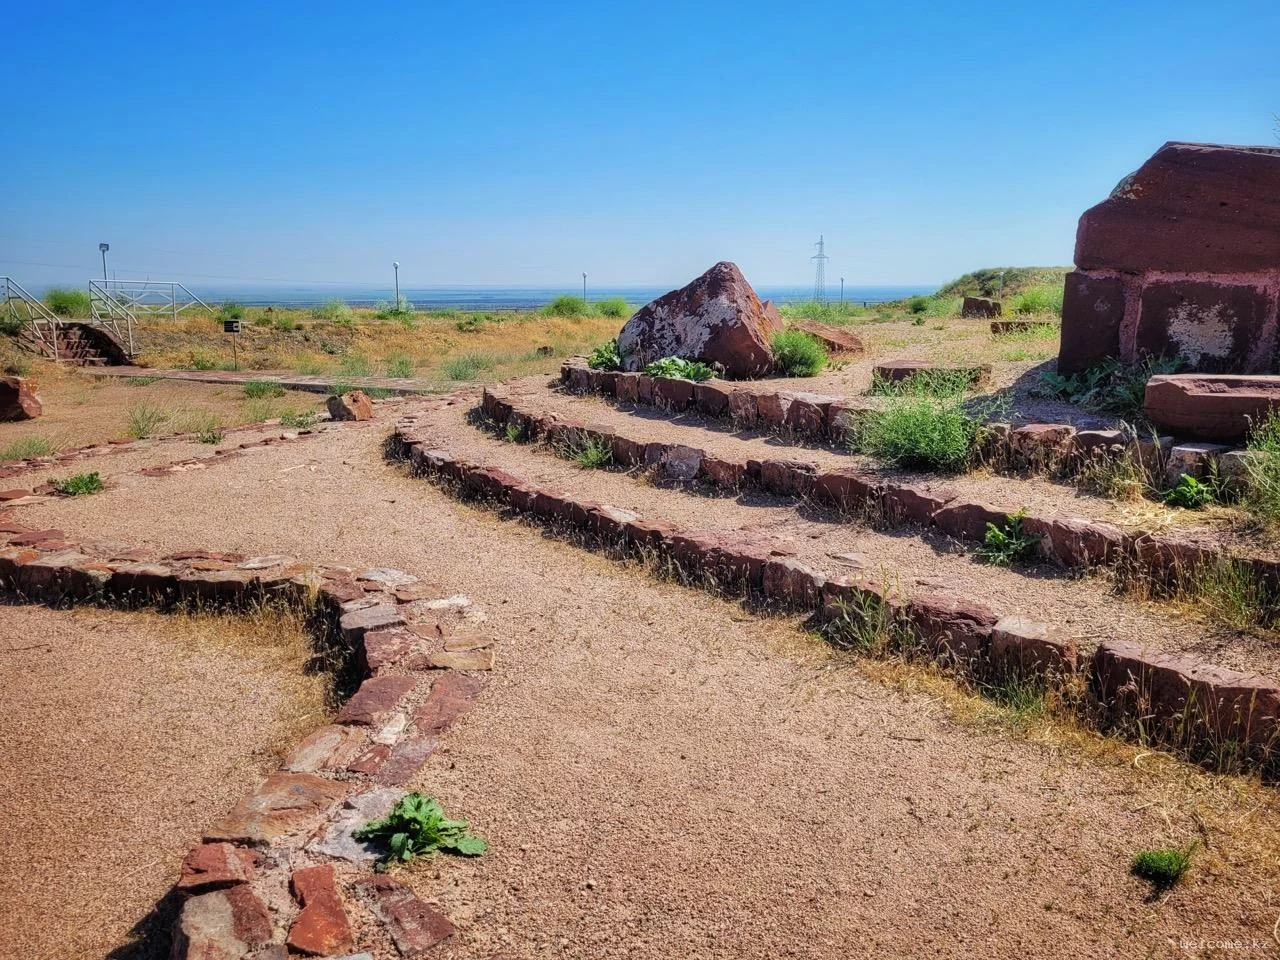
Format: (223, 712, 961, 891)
(4, 0, 1278, 290)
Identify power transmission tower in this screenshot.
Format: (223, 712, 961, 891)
(811, 235, 829, 303)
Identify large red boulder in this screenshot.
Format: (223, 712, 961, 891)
(0, 377, 41, 420)
(1059, 142, 1280, 374)
(1144, 373, 1280, 440)
(617, 262, 783, 379)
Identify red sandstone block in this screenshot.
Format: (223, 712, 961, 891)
(587, 504, 640, 539)
(635, 374, 656, 404)
(782, 393, 831, 438)
(337, 674, 419, 726)
(106, 562, 176, 601)
(1021, 516, 1128, 568)
(825, 400, 867, 442)
(709, 540, 774, 589)
(931, 501, 1011, 542)
(699, 456, 748, 488)
(882, 483, 956, 525)
(177, 842, 259, 893)
(989, 616, 1079, 679)
(1136, 279, 1272, 373)
(1058, 271, 1128, 374)
(348, 743, 391, 775)
(624, 517, 678, 550)
(905, 592, 998, 666)
(727, 389, 758, 426)
(615, 372, 640, 402)
(811, 470, 881, 513)
(361, 626, 421, 674)
(758, 459, 818, 497)
(755, 391, 792, 428)
(1144, 374, 1280, 441)
(172, 886, 273, 960)
(204, 773, 348, 845)
(762, 557, 825, 608)
(357, 875, 456, 955)
(373, 735, 438, 786)
(668, 531, 721, 570)
(288, 864, 355, 957)
(414, 672, 484, 733)
(693, 381, 733, 417)
(610, 434, 647, 467)
(598, 371, 620, 395)
(653, 376, 695, 410)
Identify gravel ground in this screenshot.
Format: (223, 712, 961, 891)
(0, 605, 328, 960)
(14, 400, 1280, 958)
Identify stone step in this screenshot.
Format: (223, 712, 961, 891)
(390, 408, 1280, 768)
(394, 394, 1279, 681)
(1145, 373, 1280, 441)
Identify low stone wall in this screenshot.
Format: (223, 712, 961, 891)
(501, 386, 1268, 592)
(0, 520, 491, 959)
(390, 416, 1280, 772)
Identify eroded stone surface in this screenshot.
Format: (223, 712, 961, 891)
(357, 874, 456, 955)
(287, 864, 355, 956)
(172, 885, 274, 960)
(205, 772, 348, 845)
(1144, 373, 1280, 440)
(0, 376, 42, 421)
(177, 842, 259, 893)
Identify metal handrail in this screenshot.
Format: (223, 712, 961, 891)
(1, 276, 60, 360)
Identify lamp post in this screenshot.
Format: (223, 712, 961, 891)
(840, 276, 845, 306)
(393, 261, 400, 308)
(582, 272, 587, 303)
(99, 243, 110, 283)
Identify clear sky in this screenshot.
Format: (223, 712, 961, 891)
(4, 0, 1278, 291)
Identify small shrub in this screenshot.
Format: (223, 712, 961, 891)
(44, 287, 91, 317)
(188, 349, 224, 371)
(976, 510, 1040, 566)
(326, 380, 353, 397)
(587, 339, 621, 371)
(1131, 846, 1193, 892)
(52, 471, 104, 496)
(544, 295, 590, 318)
(125, 403, 168, 439)
(442, 353, 494, 380)
(3, 355, 31, 374)
(504, 422, 524, 443)
(271, 314, 300, 332)
(1162, 473, 1214, 509)
(385, 354, 415, 378)
(0, 315, 25, 336)
(196, 425, 224, 444)
(595, 297, 630, 318)
(1036, 356, 1182, 419)
(1009, 285, 1065, 317)
(907, 295, 929, 315)
(644, 356, 713, 382)
(821, 589, 908, 655)
(853, 395, 979, 472)
(280, 410, 319, 429)
(771, 330, 828, 377)
(217, 301, 246, 321)
(455, 314, 484, 332)
(374, 296, 415, 321)
(0, 435, 54, 462)
(243, 380, 285, 399)
(353, 793, 486, 871)
(313, 298, 353, 321)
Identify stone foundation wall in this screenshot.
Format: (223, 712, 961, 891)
(1059, 142, 1280, 374)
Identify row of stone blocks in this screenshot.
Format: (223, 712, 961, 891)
(391, 417, 1280, 770)
(0, 518, 487, 959)
(558, 360, 1245, 485)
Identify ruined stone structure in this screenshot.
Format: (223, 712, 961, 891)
(1058, 142, 1280, 373)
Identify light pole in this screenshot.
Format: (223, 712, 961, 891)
(840, 277, 845, 306)
(582, 272, 587, 303)
(99, 243, 110, 283)
(393, 261, 400, 308)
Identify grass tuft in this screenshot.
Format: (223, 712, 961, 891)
(442, 353, 494, 380)
(125, 403, 168, 439)
(243, 380, 285, 399)
(280, 410, 319, 429)
(771, 330, 827, 377)
(1239, 410, 1280, 526)
(0, 435, 54, 462)
(385, 354, 415, 379)
(852, 394, 981, 472)
(52, 471, 104, 496)
(1131, 846, 1193, 892)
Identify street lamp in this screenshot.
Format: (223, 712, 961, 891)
(840, 276, 845, 305)
(393, 261, 400, 308)
(99, 243, 110, 283)
(582, 272, 587, 302)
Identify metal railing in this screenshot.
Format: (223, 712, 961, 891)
(88, 279, 210, 356)
(1, 276, 61, 360)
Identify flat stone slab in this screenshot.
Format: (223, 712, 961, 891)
(1144, 373, 1280, 440)
(306, 787, 405, 862)
(205, 772, 348, 845)
(788, 318, 865, 355)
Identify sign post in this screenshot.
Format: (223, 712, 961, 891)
(223, 318, 242, 370)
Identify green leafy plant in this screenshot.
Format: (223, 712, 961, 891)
(587, 339, 622, 371)
(771, 330, 828, 377)
(52, 471, 104, 496)
(544, 294, 589, 318)
(44, 287, 91, 317)
(976, 510, 1040, 566)
(126, 375, 160, 386)
(280, 410, 319, 429)
(504, 422, 524, 442)
(1131, 845, 1194, 892)
(218, 301, 246, 321)
(442, 352, 494, 380)
(644, 356, 713, 382)
(243, 380, 285, 399)
(1035, 356, 1183, 419)
(595, 297, 630, 318)
(907, 295, 929, 315)
(353, 793, 487, 870)
(0, 435, 53, 462)
(125, 403, 168, 439)
(189, 349, 223, 371)
(1162, 473, 1214, 509)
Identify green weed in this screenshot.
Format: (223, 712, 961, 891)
(853, 394, 980, 472)
(0, 316, 24, 336)
(189, 349, 223, 371)
(1036, 356, 1183, 419)
(243, 380, 285, 399)
(1009, 285, 1065, 316)
(126, 375, 160, 386)
(504, 422, 524, 443)
(771, 330, 827, 377)
(821, 588, 908, 655)
(125, 403, 168, 439)
(353, 793, 486, 871)
(907, 295, 929, 315)
(595, 297, 631, 318)
(1131, 846, 1193, 892)
(52, 471, 104, 496)
(280, 410, 319, 429)
(870, 368, 974, 399)
(976, 510, 1040, 566)
(1240, 410, 1280, 526)
(385, 354, 415, 378)
(1162, 473, 1214, 509)
(567, 438, 613, 469)
(442, 353, 494, 380)
(778, 300, 867, 326)
(0, 435, 54, 462)
(217, 301, 246, 321)
(339, 352, 373, 378)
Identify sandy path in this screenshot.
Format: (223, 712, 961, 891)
(0, 606, 327, 960)
(15, 403, 1280, 958)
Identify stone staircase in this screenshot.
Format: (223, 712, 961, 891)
(50, 321, 131, 366)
